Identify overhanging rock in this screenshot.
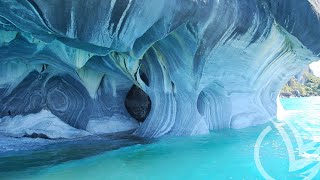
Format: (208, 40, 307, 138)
(0, 0, 319, 138)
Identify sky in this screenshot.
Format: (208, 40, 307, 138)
(309, 60, 320, 77)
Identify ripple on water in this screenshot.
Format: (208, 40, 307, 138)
(1, 97, 320, 179)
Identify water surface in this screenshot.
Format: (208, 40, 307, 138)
(1, 97, 320, 179)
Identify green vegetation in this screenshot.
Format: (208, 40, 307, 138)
(280, 70, 320, 98)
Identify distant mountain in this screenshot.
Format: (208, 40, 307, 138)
(280, 66, 320, 98)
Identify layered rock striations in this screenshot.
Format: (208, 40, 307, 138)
(0, 0, 319, 138)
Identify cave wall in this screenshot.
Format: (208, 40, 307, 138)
(0, 0, 319, 138)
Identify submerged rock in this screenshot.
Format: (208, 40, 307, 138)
(86, 114, 139, 134)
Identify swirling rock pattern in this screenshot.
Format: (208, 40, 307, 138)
(0, 71, 93, 129)
(0, 71, 46, 117)
(0, 0, 319, 137)
(45, 75, 93, 129)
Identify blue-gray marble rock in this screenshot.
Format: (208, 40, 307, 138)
(0, 0, 319, 138)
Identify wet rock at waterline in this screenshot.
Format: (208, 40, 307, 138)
(0, 110, 91, 139)
(0, 0, 319, 138)
(23, 133, 50, 139)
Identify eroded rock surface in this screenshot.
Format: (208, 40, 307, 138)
(0, 110, 91, 139)
(0, 0, 319, 138)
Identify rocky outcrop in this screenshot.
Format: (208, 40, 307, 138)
(0, 0, 319, 138)
(0, 110, 90, 139)
(280, 68, 320, 98)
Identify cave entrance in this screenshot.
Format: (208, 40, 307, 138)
(278, 61, 320, 118)
(124, 73, 151, 123)
(277, 62, 320, 157)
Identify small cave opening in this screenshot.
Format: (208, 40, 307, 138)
(140, 72, 149, 86)
(125, 84, 151, 123)
(197, 91, 207, 116)
(277, 61, 320, 121)
(137, 63, 149, 86)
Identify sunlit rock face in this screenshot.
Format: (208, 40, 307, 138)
(0, 0, 319, 138)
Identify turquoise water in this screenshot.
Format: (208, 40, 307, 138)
(1, 97, 320, 179)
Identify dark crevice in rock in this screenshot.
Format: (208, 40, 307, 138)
(41, 64, 48, 72)
(125, 85, 151, 122)
(25, 0, 51, 30)
(140, 72, 149, 86)
(23, 133, 50, 139)
(197, 91, 206, 116)
(109, 0, 129, 34)
(171, 81, 175, 92)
